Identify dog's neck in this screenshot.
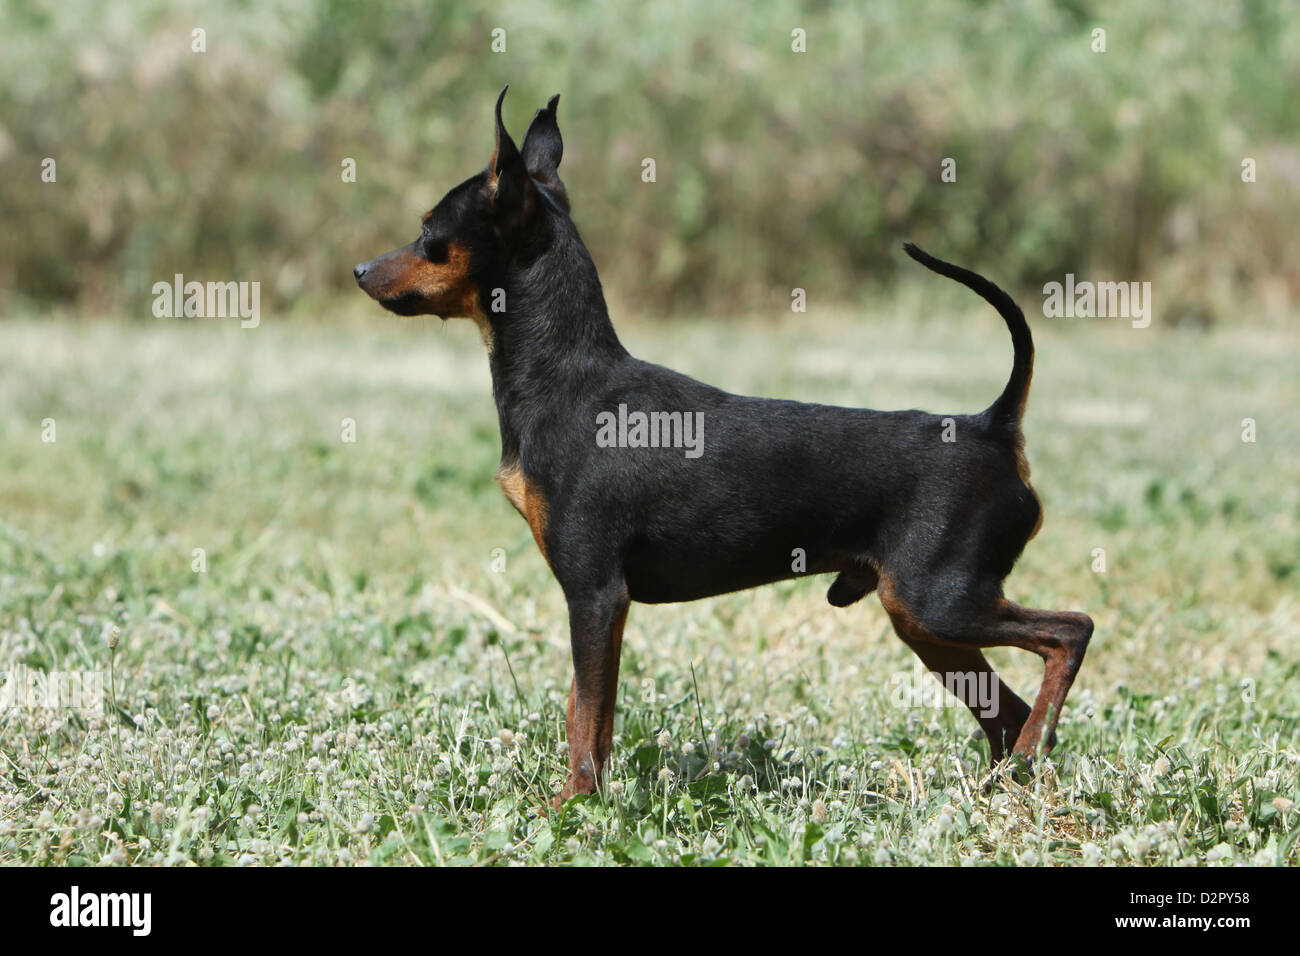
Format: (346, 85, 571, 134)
(486, 213, 627, 464)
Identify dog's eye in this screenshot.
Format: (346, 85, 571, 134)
(423, 237, 451, 263)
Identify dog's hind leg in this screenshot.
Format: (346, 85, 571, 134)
(892, 632, 1032, 762)
(880, 576, 1090, 762)
(974, 601, 1093, 759)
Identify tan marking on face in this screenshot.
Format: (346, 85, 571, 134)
(496, 460, 550, 565)
(366, 241, 491, 345)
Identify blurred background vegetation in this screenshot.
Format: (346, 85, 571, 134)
(1, 0, 1297, 323)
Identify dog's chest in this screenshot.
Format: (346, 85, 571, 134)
(495, 461, 551, 565)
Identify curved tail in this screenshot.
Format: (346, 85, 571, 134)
(903, 242, 1033, 432)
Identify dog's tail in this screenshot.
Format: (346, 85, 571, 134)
(902, 242, 1033, 433)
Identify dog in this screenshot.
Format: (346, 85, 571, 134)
(354, 88, 1093, 803)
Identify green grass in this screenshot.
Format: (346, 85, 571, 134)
(0, 300, 1297, 866)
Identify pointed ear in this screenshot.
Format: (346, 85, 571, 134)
(488, 85, 521, 184)
(486, 85, 537, 236)
(521, 94, 567, 205)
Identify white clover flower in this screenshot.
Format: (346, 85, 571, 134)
(656, 730, 672, 748)
(1206, 843, 1233, 863)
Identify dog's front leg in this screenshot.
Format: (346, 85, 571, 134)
(557, 583, 630, 805)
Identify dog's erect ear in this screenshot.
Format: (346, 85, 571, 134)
(486, 85, 538, 236)
(488, 86, 522, 183)
(521, 94, 567, 207)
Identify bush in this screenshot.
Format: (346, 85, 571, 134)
(2, 0, 1296, 322)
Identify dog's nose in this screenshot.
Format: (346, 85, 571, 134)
(353, 263, 369, 283)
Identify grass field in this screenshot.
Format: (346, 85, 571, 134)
(1, 299, 1297, 866)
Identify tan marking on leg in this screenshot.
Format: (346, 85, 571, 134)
(557, 593, 629, 805)
(877, 574, 925, 639)
(878, 573, 1032, 761)
(597, 603, 628, 762)
(993, 602, 1091, 757)
(495, 461, 550, 565)
(959, 598, 1092, 759)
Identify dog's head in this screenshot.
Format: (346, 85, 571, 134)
(353, 87, 567, 321)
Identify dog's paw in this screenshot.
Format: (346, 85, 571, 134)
(983, 753, 1035, 792)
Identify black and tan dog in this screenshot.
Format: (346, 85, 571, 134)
(355, 88, 1092, 803)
